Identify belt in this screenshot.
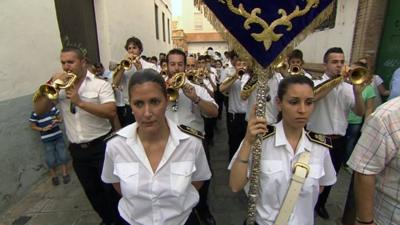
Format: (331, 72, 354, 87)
(70, 131, 112, 149)
(228, 112, 246, 120)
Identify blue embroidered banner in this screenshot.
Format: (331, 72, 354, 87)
(201, 0, 333, 68)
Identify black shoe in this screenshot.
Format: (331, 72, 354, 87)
(62, 174, 71, 184)
(198, 210, 216, 225)
(51, 177, 59, 186)
(316, 206, 330, 219)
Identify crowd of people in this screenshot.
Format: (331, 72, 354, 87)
(29, 35, 399, 225)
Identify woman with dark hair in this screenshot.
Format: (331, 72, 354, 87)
(229, 75, 336, 225)
(101, 69, 211, 225)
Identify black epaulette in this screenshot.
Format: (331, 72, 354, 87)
(306, 132, 332, 148)
(262, 125, 276, 140)
(178, 125, 204, 139)
(103, 132, 118, 142)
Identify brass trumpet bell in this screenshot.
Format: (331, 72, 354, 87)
(185, 69, 206, 86)
(38, 72, 77, 100)
(348, 66, 371, 85)
(119, 55, 139, 71)
(166, 72, 186, 102)
(120, 59, 132, 70)
(288, 65, 304, 76)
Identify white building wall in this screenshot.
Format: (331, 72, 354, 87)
(188, 42, 229, 55)
(297, 0, 359, 63)
(0, 0, 173, 213)
(0, 0, 62, 101)
(95, 0, 173, 66)
(178, 0, 216, 33)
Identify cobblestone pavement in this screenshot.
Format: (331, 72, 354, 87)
(0, 117, 351, 225)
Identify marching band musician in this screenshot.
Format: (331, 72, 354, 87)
(196, 56, 216, 98)
(112, 36, 157, 127)
(101, 69, 211, 225)
(197, 55, 219, 146)
(229, 75, 336, 225)
(43, 47, 123, 225)
(244, 49, 309, 124)
(287, 49, 313, 78)
(307, 47, 366, 219)
(165, 49, 218, 225)
(219, 57, 251, 160)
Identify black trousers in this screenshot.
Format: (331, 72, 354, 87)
(195, 139, 212, 215)
(227, 113, 248, 160)
(316, 136, 346, 208)
(69, 136, 123, 224)
(214, 88, 224, 119)
(117, 104, 135, 127)
(204, 117, 217, 145)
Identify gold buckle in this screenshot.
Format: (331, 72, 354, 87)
(293, 162, 310, 177)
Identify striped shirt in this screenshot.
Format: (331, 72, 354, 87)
(29, 107, 63, 142)
(347, 97, 400, 225)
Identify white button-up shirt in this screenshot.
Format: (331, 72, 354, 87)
(229, 121, 336, 225)
(246, 73, 283, 123)
(307, 73, 355, 135)
(58, 71, 115, 143)
(203, 69, 217, 92)
(226, 72, 250, 114)
(101, 119, 211, 225)
(165, 82, 218, 133)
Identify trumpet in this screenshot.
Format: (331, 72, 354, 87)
(185, 69, 207, 86)
(160, 69, 168, 77)
(221, 67, 246, 86)
(314, 65, 372, 96)
(346, 66, 371, 85)
(112, 55, 140, 79)
(166, 72, 186, 102)
(37, 72, 77, 101)
(273, 58, 305, 76)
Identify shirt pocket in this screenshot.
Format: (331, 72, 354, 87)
(260, 160, 285, 209)
(302, 164, 325, 194)
(80, 91, 99, 104)
(114, 162, 139, 198)
(170, 161, 196, 196)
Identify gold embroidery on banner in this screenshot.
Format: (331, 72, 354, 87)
(220, 0, 320, 50)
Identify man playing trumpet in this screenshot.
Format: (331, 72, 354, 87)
(165, 48, 218, 225)
(307, 47, 366, 220)
(112, 36, 157, 127)
(39, 47, 123, 225)
(219, 57, 251, 160)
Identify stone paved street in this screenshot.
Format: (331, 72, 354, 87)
(0, 116, 351, 225)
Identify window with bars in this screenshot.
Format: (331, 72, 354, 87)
(162, 12, 166, 42)
(155, 4, 159, 40)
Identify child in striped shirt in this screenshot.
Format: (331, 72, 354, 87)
(29, 94, 70, 186)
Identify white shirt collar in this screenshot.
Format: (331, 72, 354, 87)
(85, 70, 95, 80)
(116, 118, 191, 174)
(116, 118, 190, 141)
(274, 121, 311, 155)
